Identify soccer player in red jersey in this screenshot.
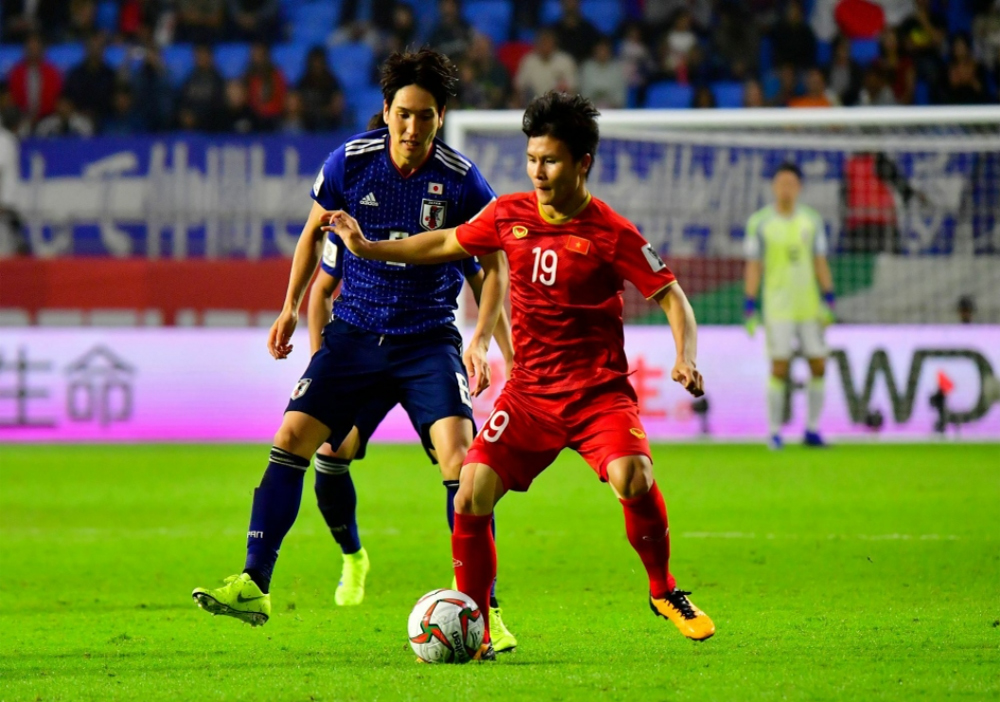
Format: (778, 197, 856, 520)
(325, 92, 715, 653)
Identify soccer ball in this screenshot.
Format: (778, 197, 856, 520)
(407, 589, 484, 663)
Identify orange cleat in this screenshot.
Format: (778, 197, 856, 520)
(650, 589, 715, 641)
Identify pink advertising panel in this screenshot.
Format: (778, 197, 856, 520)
(1, 326, 997, 442)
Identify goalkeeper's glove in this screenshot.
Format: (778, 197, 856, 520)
(744, 297, 760, 337)
(820, 290, 836, 326)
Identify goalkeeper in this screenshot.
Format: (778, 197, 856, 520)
(743, 162, 835, 449)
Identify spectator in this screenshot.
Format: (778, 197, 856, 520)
(833, 0, 885, 40)
(280, 91, 306, 134)
(1, 0, 70, 43)
(580, 38, 626, 108)
(223, 79, 257, 133)
(876, 27, 915, 105)
(464, 34, 511, 109)
(67, 0, 99, 41)
(179, 44, 227, 132)
(972, 2, 1000, 76)
(658, 10, 699, 83)
(939, 32, 990, 104)
(175, 0, 226, 44)
(898, 0, 947, 85)
(514, 28, 578, 105)
(63, 34, 117, 128)
(619, 22, 654, 94)
(644, 0, 713, 35)
(692, 84, 716, 107)
(551, 0, 603, 63)
(841, 151, 921, 253)
(8, 34, 63, 128)
(124, 43, 174, 132)
(789, 67, 839, 106)
(331, 0, 394, 49)
(771, 1, 817, 70)
(227, 0, 279, 43)
(857, 64, 897, 104)
(711, 2, 760, 81)
(34, 96, 94, 138)
(456, 62, 491, 109)
(743, 77, 767, 106)
(0, 82, 25, 135)
(769, 62, 799, 106)
(102, 88, 144, 135)
(380, 3, 418, 59)
(0, 114, 27, 256)
(427, 0, 474, 59)
(826, 35, 862, 105)
(298, 47, 346, 131)
(244, 43, 287, 131)
(118, 0, 170, 43)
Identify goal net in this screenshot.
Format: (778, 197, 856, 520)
(446, 106, 1000, 326)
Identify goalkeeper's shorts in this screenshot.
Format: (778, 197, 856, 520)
(765, 320, 827, 361)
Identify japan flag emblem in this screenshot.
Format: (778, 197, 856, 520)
(420, 198, 448, 230)
(291, 378, 312, 400)
(428, 182, 444, 194)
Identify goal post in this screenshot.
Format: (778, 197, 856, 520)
(447, 106, 1000, 326)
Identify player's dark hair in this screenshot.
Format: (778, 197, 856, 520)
(775, 162, 803, 180)
(367, 111, 387, 130)
(522, 91, 600, 176)
(379, 49, 457, 115)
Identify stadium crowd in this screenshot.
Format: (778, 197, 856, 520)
(0, 0, 998, 138)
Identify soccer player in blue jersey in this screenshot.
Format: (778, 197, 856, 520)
(192, 49, 517, 651)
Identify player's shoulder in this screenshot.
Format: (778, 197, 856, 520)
(342, 128, 388, 160)
(746, 205, 773, 228)
(431, 138, 476, 178)
(797, 204, 823, 222)
(492, 192, 535, 216)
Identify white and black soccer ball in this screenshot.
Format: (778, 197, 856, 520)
(407, 589, 484, 663)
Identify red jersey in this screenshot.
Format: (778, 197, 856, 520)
(456, 191, 676, 394)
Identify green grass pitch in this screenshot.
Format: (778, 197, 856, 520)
(1, 443, 997, 701)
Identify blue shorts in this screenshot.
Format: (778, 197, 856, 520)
(287, 318, 474, 462)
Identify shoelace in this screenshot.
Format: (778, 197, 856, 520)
(665, 589, 697, 620)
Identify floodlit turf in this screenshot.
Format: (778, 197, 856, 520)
(1, 443, 998, 701)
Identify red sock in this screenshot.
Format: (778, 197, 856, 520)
(620, 481, 676, 598)
(452, 512, 496, 642)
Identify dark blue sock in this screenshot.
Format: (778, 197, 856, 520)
(445, 479, 498, 607)
(315, 455, 361, 555)
(243, 447, 309, 593)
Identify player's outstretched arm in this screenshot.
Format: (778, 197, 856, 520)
(655, 283, 704, 397)
(467, 267, 515, 378)
(322, 211, 469, 264)
(307, 269, 340, 356)
(464, 252, 510, 396)
(268, 201, 329, 359)
(813, 254, 836, 325)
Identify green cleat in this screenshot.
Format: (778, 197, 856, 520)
(489, 607, 517, 653)
(335, 547, 369, 606)
(192, 573, 270, 627)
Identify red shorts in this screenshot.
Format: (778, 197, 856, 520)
(465, 379, 652, 492)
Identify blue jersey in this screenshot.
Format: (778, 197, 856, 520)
(312, 128, 496, 335)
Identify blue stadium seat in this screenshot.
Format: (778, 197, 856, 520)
(581, 0, 622, 36)
(816, 40, 832, 66)
(328, 43, 374, 90)
(349, 86, 386, 132)
(0, 46, 22, 79)
(46, 44, 86, 73)
(947, 0, 973, 34)
(162, 44, 195, 86)
(272, 43, 308, 84)
(215, 43, 251, 80)
(96, 0, 119, 32)
(914, 80, 930, 105)
(103, 45, 129, 70)
(711, 81, 744, 108)
(850, 38, 880, 66)
(464, 1, 513, 46)
(645, 82, 693, 108)
(541, 0, 562, 25)
(290, 2, 338, 45)
(758, 36, 773, 74)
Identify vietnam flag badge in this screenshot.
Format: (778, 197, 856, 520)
(566, 235, 591, 255)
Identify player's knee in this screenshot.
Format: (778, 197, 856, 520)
(771, 361, 790, 380)
(809, 358, 826, 377)
(273, 423, 319, 459)
(607, 457, 653, 500)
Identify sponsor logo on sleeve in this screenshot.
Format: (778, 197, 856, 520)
(312, 169, 324, 196)
(642, 243, 667, 272)
(322, 239, 338, 268)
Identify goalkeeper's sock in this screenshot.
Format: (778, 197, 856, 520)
(244, 447, 309, 593)
(315, 455, 361, 555)
(767, 376, 785, 437)
(453, 513, 496, 641)
(446, 480, 498, 607)
(620, 482, 675, 599)
(807, 377, 826, 432)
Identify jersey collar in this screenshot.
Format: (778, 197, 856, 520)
(386, 137, 436, 180)
(536, 191, 592, 225)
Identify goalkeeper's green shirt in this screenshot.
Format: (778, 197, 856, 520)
(744, 205, 828, 323)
